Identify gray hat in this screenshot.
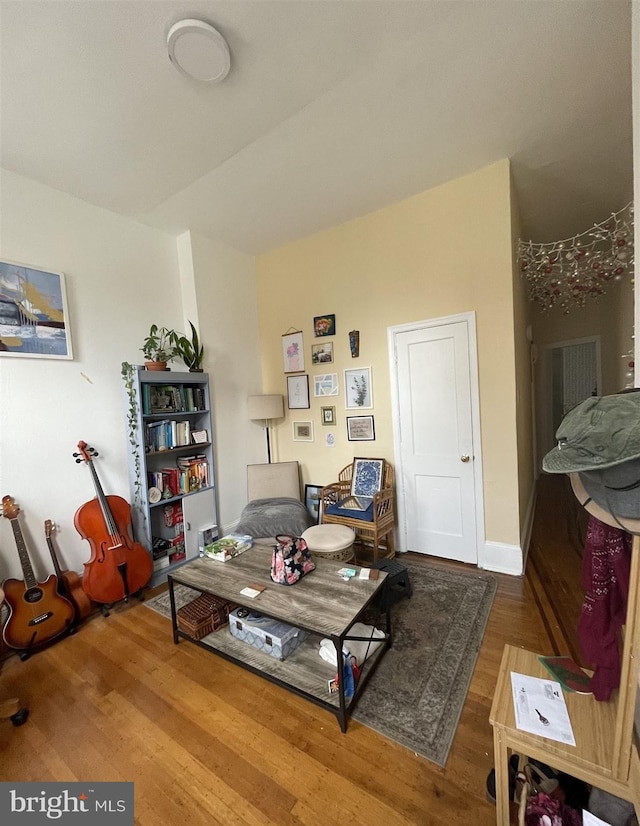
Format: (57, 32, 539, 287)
(542, 392, 640, 474)
(579, 458, 640, 519)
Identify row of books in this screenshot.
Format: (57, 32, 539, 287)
(145, 419, 192, 452)
(152, 532, 186, 571)
(148, 456, 210, 499)
(143, 384, 206, 415)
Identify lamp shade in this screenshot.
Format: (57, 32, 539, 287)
(248, 394, 284, 421)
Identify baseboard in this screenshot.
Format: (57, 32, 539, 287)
(479, 540, 523, 576)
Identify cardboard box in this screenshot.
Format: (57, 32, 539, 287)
(228, 609, 308, 660)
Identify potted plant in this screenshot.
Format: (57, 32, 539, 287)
(141, 324, 180, 371)
(177, 320, 204, 372)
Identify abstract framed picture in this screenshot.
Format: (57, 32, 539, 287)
(321, 405, 336, 426)
(313, 373, 339, 397)
(347, 415, 375, 441)
(313, 314, 335, 337)
(304, 484, 323, 523)
(0, 259, 73, 359)
(287, 374, 310, 409)
(292, 420, 314, 442)
(352, 458, 384, 496)
(282, 330, 304, 373)
(311, 341, 333, 365)
(344, 366, 372, 409)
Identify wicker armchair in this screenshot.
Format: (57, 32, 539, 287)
(320, 460, 395, 562)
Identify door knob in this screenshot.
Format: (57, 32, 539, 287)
(460, 455, 470, 463)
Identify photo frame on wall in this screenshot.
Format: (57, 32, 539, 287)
(287, 374, 310, 409)
(313, 314, 336, 337)
(313, 373, 339, 397)
(292, 421, 314, 442)
(347, 415, 375, 441)
(321, 406, 336, 426)
(0, 259, 73, 359)
(282, 330, 304, 373)
(311, 341, 333, 365)
(344, 366, 373, 409)
(304, 484, 323, 523)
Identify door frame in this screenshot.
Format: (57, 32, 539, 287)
(388, 311, 485, 562)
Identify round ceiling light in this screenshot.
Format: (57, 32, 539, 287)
(167, 19, 231, 83)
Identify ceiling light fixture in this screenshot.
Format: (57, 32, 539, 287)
(167, 19, 231, 83)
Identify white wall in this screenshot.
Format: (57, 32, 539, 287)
(0, 170, 182, 581)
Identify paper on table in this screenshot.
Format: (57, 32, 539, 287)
(510, 671, 576, 746)
(583, 811, 612, 826)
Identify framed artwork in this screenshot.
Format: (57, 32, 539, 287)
(352, 458, 384, 496)
(344, 366, 373, 409)
(313, 373, 339, 397)
(321, 405, 336, 426)
(311, 341, 333, 365)
(304, 484, 323, 523)
(287, 374, 310, 409)
(0, 259, 73, 359)
(347, 415, 375, 441)
(282, 330, 304, 373)
(313, 314, 336, 337)
(292, 420, 314, 442)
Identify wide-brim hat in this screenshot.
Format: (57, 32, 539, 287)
(543, 391, 640, 474)
(570, 472, 640, 533)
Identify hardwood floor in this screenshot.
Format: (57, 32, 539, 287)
(0, 475, 585, 825)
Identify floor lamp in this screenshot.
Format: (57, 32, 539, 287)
(248, 394, 284, 464)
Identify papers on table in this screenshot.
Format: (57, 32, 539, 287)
(582, 812, 612, 826)
(510, 672, 576, 746)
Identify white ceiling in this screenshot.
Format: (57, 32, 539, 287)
(1, 1, 633, 256)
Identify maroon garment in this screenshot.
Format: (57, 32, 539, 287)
(577, 515, 632, 701)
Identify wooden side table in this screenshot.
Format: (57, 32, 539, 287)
(489, 645, 640, 825)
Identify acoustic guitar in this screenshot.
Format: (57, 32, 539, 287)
(1, 496, 75, 654)
(44, 519, 93, 623)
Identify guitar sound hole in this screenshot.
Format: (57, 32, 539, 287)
(24, 588, 43, 604)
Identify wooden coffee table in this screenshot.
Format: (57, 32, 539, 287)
(168, 545, 391, 731)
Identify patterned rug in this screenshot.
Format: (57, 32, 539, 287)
(144, 559, 496, 767)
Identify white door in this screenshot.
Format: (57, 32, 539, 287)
(390, 315, 479, 563)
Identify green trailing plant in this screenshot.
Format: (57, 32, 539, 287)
(121, 361, 143, 507)
(140, 324, 181, 363)
(176, 320, 204, 371)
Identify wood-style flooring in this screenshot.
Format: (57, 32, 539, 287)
(0, 475, 586, 825)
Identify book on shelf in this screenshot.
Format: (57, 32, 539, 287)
(204, 534, 253, 562)
(538, 655, 593, 694)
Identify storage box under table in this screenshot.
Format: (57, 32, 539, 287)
(228, 608, 308, 660)
(177, 594, 235, 640)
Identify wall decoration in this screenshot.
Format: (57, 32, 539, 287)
(325, 432, 335, 448)
(349, 330, 360, 358)
(347, 415, 375, 441)
(304, 484, 322, 523)
(0, 259, 73, 359)
(344, 366, 372, 409)
(314, 373, 339, 397)
(311, 341, 333, 365)
(313, 314, 336, 337)
(287, 374, 310, 409)
(282, 330, 304, 373)
(292, 420, 314, 442)
(352, 458, 384, 495)
(321, 406, 336, 426)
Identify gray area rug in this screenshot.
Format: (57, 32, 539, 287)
(144, 559, 496, 767)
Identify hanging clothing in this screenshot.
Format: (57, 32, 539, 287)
(577, 515, 632, 701)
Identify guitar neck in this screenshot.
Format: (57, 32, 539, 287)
(45, 537, 63, 579)
(10, 518, 37, 589)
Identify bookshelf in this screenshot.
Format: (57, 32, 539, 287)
(123, 369, 218, 586)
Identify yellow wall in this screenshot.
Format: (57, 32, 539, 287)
(256, 160, 523, 546)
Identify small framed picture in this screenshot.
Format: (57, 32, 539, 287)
(321, 406, 336, 426)
(191, 430, 208, 444)
(347, 415, 375, 441)
(311, 342, 333, 365)
(287, 374, 310, 409)
(304, 484, 323, 523)
(292, 421, 314, 442)
(313, 373, 339, 397)
(282, 330, 304, 373)
(313, 314, 336, 337)
(345, 366, 373, 409)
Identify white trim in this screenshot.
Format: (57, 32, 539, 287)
(480, 540, 523, 576)
(387, 311, 486, 566)
(519, 483, 537, 575)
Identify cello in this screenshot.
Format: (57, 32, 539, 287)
(73, 441, 153, 606)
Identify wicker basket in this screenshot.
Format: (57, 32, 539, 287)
(177, 594, 235, 640)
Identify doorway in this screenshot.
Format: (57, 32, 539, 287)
(388, 312, 483, 564)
